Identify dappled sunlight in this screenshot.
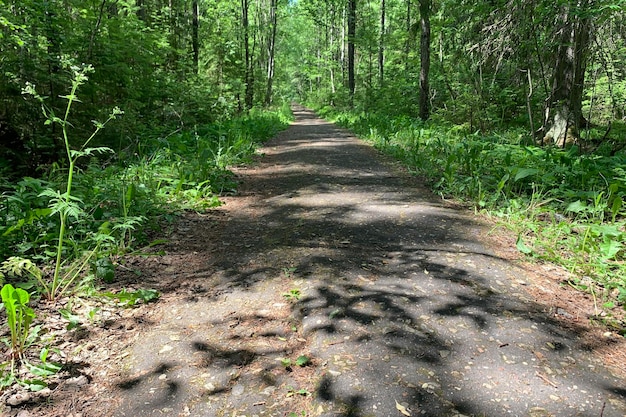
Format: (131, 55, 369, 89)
(112, 106, 626, 417)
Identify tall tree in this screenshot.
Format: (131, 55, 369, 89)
(264, 0, 278, 105)
(192, 0, 199, 74)
(542, 0, 593, 146)
(378, 0, 385, 87)
(404, 0, 411, 71)
(242, 0, 254, 110)
(347, 0, 356, 105)
(418, 0, 430, 120)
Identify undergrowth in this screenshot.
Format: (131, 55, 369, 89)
(0, 103, 292, 284)
(314, 105, 626, 319)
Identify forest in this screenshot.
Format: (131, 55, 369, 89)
(0, 0, 625, 395)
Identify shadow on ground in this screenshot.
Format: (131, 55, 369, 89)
(111, 106, 626, 417)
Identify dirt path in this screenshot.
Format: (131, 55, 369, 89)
(95, 106, 626, 417)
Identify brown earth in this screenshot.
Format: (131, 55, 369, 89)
(2, 105, 625, 417)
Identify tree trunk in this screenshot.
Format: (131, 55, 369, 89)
(329, 6, 337, 100)
(169, 0, 179, 73)
(87, 0, 107, 61)
(543, 1, 592, 147)
(242, 0, 253, 110)
(136, 0, 146, 21)
(418, 0, 430, 120)
(347, 0, 356, 106)
(44, 0, 64, 157)
(264, 0, 278, 106)
(192, 0, 199, 74)
(378, 0, 385, 87)
(404, 0, 411, 72)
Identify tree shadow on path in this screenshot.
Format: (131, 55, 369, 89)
(112, 105, 626, 417)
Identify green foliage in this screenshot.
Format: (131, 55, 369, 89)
(295, 355, 310, 367)
(0, 284, 36, 362)
(279, 355, 310, 369)
(282, 288, 301, 301)
(286, 387, 311, 397)
(22, 65, 122, 301)
(0, 257, 45, 290)
(59, 306, 81, 331)
(25, 347, 62, 379)
(319, 106, 626, 309)
(95, 258, 115, 284)
(100, 288, 160, 307)
(0, 105, 290, 301)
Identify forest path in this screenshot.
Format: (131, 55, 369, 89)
(108, 105, 626, 417)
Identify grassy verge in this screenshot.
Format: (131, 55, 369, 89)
(313, 104, 626, 327)
(0, 103, 293, 276)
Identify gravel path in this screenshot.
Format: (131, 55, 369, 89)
(110, 105, 626, 417)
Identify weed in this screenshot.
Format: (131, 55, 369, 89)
(295, 355, 310, 366)
(25, 347, 63, 380)
(1, 104, 290, 282)
(100, 288, 160, 307)
(286, 387, 311, 397)
(95, 257, 115, 284)
(23, 65, 122, 301)
(278, 355, 310, 370)
(279, 357, 293, 369)
(283, 267, 297, 277)
(283, 288, 301, 301)
(0, 284, 37, 363)
(59, 305, 81, 330)
(0, 257, 46, 291)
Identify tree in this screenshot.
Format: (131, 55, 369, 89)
(418, 0, 430, 120)
(192, 0, 199, 74)
(542, 0, 593, 146)
(378, 0, 385, 87)
(264, 0, 278, 105)
(347, 0, 356, 105)
(242, 0, 254, 110)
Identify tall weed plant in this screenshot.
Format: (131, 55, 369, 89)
(22, 65, 122, 301)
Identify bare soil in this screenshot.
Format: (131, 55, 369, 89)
(3, 105, 625, 417)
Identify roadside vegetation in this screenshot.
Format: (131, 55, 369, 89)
(312, 106, 626, 326)
(0, 67, 291, 390)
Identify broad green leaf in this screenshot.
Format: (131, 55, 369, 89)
(20, 378, 47, 392)
(599, 239, 622, 260)
(497, 174, 509, 192)
(611, 197, 623, 220)
(26, 361, 62, 377)
(513, 168, 540, 182)
(96, 258, 115, 284)
(590, 224, 622, 238)
(295, 355, 310, 366)
(565, 200, 587, 213)
(516, 235, 533, 254)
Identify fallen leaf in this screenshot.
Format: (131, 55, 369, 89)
(395, 400, 411, 416)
